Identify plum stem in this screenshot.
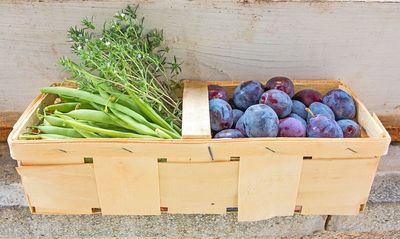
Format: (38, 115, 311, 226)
(305, 108, 315, 117)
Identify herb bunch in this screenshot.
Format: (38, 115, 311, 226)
(59, 5, 182, 130)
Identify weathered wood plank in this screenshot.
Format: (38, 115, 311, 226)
(0, 112, 20, 142)
(379, 115, 400, 142)
(1, 1, 400, 115)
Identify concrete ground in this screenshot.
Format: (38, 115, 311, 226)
(1, 143, 400, 238)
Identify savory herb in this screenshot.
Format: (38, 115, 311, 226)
(59, 5, 182, 130)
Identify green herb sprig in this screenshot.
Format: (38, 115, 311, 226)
(59, 5, 182, 130)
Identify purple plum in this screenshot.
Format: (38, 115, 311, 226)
(259, 89, 292, 118)
(278, 117, 306, 137)
(293, 89, 323, 106)
(208, 85, 228, 101)
(214, 129, 244, 138)
(265, 76, 295, 97)
(337, 119, 361, 138)
(228, 98, 236, 109)
(233, 80, 264, 111)
(306, 102, 335, 122)
(307, 114, 343, 138)
(235, 115, 248, 137)
(232, 109, 244, 128)
(209, 99, 233, 132)
(291, 100, 307, 119)
(323, 89, 356, 120)
(289, 113, 307, 128)
(242, 104, 279, 137)
(334, 121, 344, 138)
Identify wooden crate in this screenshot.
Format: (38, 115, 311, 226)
(8, 80, 390, 221)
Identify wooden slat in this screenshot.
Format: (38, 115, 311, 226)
(297, 157, 379, 215)
(10, 136, 390, 165)
(16, 164, 99, 214)
(238, 155, 303, 221)
(93, 157, 160, 215)
(182, 80, 211, 139)
(209, 138, 389, 160)
(11, 141, 211, 165)
(159, 161, 238, 214)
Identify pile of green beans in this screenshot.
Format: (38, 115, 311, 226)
(20, 87, 181, 140)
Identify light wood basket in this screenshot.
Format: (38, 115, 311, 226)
(8, 80, 390, 221)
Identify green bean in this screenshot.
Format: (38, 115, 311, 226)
(97, 133, 111, 138)
(154, 128, 173, 139)
(88, 102, 104, 111)
(103, 111, 139, 130)
(41, 87, 154, 129)
(41, 87, 182, 139)
(98, 101, 169, 138)
(59, 95, 78, 103)
(58, 115, 158, 139)
(35, 125, 84, 138)
(19, 134, 72, 140)
(44, 102, 80, 113)
(66, 109, 117, 126)
(151, 124, 180, 139)
(86, 102, 139, 131)
(98, 87, 111, 101)
(44, 115, 70, 128)
(54, 111, 118, 130)
(86, 121, 127, 131)
(128, 92, 179, 135)
(73, 127, 101, 138)
(98, 84, 143, 114)
(173, 124, 181, 134)
(109, 108, 159, 137)
(43, 119, 51, 126)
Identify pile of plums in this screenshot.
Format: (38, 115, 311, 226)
(209, 77, 361, 138)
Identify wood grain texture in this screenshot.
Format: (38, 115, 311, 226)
(296, 157, 380, 215)
(10, 137, 390, 165)
(7, 79, 391, 218)
(0, 112, 20, 142)
(182, 80, 211, 139)
(8, 80, 391, 166)
(93, 157, 160, 215)
(1, 1, 400, 115)
(159, 161, 238, 214)
(16, 164, 100, 214)
(238, 155, 303, 221)
(379, 115, 400, 142)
